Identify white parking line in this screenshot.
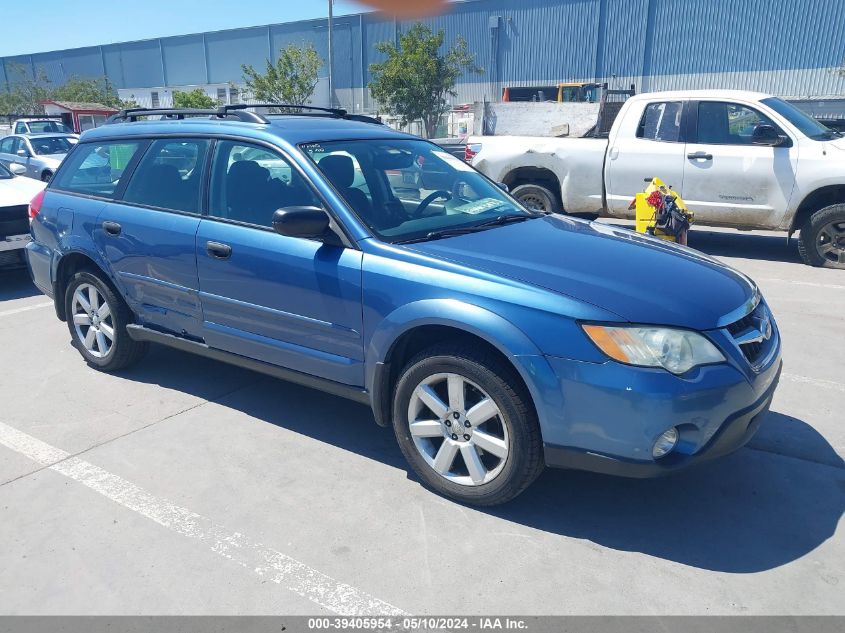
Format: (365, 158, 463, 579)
(0, 301, 53, 318)
(0, 421, 406, 617)
(757, 278, 845, 291)
(782, 373, 845, 394)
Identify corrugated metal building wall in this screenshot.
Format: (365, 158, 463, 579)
(2, 0, 844, 111)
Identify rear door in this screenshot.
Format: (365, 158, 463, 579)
(605, 100, 689, 215)
(681, 100, 798, 228)
(92, 137, 210, 339)
(195, 140, 365, 386)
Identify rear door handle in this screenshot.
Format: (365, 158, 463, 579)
(206, 241, 232, 259)
(687, 152, 713, 161)
(102, 221, 122, 236)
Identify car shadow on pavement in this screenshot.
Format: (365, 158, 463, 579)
(0, 268, 41, 301)
(687, 229, 802, 264)
(120, 346, 843, 576)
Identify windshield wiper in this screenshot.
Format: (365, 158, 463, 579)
(396, 214, 537, 244)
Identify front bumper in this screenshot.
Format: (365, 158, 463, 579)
(544, 361, 780, 476)
(538, 338, 782, 476)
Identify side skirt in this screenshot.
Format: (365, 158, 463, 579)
(126, 324, 371, 406)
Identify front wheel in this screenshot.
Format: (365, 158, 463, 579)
(392, 345, 543, 506)
(64, 270, 148, 371)
(41, 170, 53, 182)
(798, 204, 845, 269)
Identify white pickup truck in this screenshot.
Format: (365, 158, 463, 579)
(469, 90, 845, 268)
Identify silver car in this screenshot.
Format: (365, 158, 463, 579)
(0, 133, 78, 182)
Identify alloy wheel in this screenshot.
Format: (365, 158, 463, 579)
(407, 372, 510, 486)
(816, 220, 845, 266)
(71, 283, 115, 358)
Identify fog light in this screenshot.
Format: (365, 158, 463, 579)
(652, 427, 679, 458)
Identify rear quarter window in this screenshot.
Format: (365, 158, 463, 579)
(52, 141, 143, 198)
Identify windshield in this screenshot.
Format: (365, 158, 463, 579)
(302, 139, 532, 243)
(761, 97, 837, 140)
(27, 120, 73, 134)
(30, 136, 74, 155)
(0, 162, 11, 179)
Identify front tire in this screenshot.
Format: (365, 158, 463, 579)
(510, 183, 559, 214)
(392, 344, 543, 506)
(64, 270, 148, 371)
(798, 204, 845, 269)
(41, 170, 53, 182)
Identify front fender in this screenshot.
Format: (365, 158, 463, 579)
(365, 298, 564, 432)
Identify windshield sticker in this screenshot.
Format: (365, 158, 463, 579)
(451, 198, 504, 215)
(432, 150, 474, 173)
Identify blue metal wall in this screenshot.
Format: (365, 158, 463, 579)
(2, 0, 844, 107)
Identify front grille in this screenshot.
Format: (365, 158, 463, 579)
(0, 204, 29, 238)
(726, 300, 775, 367)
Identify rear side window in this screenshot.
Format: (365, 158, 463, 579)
(637, 102, 683, 142)
(52, 141, 143, 198)
(0, 137, 17, 153)
(123, 139, 210, 213)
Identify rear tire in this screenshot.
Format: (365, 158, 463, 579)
(798, 204, 845, 269)
(64, 270, 148, 371)
(392, 344, 543, 506)
(511, 183, 559, 214)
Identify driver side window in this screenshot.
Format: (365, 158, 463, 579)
(208, 141, 321, 228)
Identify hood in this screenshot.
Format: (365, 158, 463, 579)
(0, 176, 46, 207)
(402, 216, 756, 330)
(826, 137, 845, 152)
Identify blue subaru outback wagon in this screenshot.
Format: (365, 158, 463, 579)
(26, 105, 782, 505)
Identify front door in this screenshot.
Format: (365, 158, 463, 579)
(681, 100, 798, 228)
(605, 100, 689, 215)
(195, 140, 365, 387)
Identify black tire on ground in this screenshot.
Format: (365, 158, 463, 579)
(391, 343, 544, 506)
(64, 269, 148, 371)
(798, 204, 845, 269)
(41, 170, 53, 182)
(510, 183, 559, 214)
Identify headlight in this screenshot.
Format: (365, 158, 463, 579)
(582, 325, 725, 375)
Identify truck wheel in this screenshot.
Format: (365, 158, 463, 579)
(64, 270, 148, 371)
(798, 204, 845, 269)
(511, 183, 558, 214)
(392, 344, 543, 506)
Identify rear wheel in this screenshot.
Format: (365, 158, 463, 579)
(64, 270, 148, 371)
(798, 204, 845, 269)
(392, 344, 543, 506)
(510, 183, 558, 214)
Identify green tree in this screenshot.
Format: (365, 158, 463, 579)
(52, 76, 124, 108)
(242, 43, 321, 110)
(369, 23, 481, 138)
(172, 88, 218, 109)
(0, 63, 51, 114)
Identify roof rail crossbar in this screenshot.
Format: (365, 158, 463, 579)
(106, 107, 269, 124)
(225, 103, 348, 117)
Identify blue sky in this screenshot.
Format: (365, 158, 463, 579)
(0, 0, 374, 56)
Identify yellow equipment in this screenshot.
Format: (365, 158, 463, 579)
(632, 177, 693, 243)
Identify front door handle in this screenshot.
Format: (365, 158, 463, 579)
(206, 241, 232, 259)
(687, 151, 713, 161)
(102, 221, 122, 236)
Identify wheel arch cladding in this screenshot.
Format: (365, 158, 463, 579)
(53, 249, 116, 321)
(366, 299, 564, 431)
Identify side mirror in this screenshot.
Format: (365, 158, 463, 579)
(16, 148, 30, 157)
(751, 124, 785, 147)
(272, 206, 331, 240)
(9, 163, 26, 175)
